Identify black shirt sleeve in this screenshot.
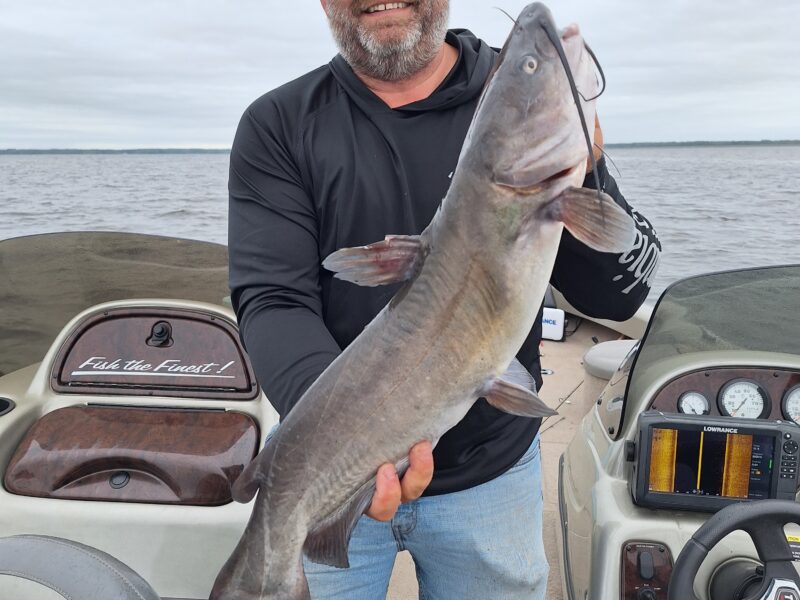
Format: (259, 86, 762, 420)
(228, 104, 340, 419)
(550, 157, 662, 321)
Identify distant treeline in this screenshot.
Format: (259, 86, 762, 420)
(2, 141, 799, 154)
(606, 140, 800, 149)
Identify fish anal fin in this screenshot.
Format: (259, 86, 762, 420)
(483, 359, 557, 417)
(546, 187, 635, 253)
(304, 454, 411, 568)
(322, 235, 426, 287)
(304, 476, 377, 568)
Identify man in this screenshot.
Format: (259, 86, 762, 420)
(228, 1, 660, 598)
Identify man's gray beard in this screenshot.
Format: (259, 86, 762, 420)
(326, 3, 449, 82)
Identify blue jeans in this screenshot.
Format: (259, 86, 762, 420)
(304, 435, 548, 599)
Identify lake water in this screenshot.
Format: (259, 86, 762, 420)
(1, 145, 798, 302)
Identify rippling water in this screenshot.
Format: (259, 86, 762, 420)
(1, 145, 799, 301)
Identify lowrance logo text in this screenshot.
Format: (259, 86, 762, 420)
(703, 426, 739, 434)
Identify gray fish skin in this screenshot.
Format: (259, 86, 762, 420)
(210, 3, 634, 599)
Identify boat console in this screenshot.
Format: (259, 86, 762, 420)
(559, 266, 800, 600)
(0, 298, 278, 598)
(2, 304, 264, 505)
(0, 233, 282, 598)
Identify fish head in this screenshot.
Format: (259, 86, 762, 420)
(462, 2, 600, 200)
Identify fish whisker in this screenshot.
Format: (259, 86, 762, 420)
(493, 7, 519, 26)
(582, 42, 606, 101)
(538, 17, 603, 203)
(597, 145, 622, 178)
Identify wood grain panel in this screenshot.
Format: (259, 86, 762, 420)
(650, 368, 800, 420)
(52, 307, 259, 400)
(620, 541, 673, 599)
(4, 405, 258, 505)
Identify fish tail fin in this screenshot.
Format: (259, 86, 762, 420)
(210, 503, 310, 599)
(210, 559, 309, 600)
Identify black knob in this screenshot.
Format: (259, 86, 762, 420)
(147, 321, 173, 347)
(636, 588, 657, 600)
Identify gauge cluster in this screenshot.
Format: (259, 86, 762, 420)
(650, 368, 800, 425)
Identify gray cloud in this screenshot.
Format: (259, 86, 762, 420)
(1, 0, 797, 147)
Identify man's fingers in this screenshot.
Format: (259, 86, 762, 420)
(365, 441, 434, 521)
(400, 440, 434, 503)
(593, 116, 604, 159)
(366, 463, 401, 521)
(586, 116, 604, 171)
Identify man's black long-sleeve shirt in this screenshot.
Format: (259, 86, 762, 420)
(228, 29, 661, 495)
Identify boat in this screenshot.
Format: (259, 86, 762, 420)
(556, 263, 800, 600)
(1, 232, 798, 599)
(0, 232, 279, 599)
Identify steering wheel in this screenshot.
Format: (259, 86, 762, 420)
(669, 500, 800, 600)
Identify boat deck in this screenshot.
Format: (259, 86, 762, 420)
(387, 318, 621, 599)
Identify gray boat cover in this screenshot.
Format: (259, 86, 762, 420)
(0, 535, 161, 600)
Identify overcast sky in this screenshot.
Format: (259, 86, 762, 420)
(1, 0, 797, 148)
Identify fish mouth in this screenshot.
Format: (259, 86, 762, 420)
(494, 161, 584, 194)
(541, 163, 580, 185)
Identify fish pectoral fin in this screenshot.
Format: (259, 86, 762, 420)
(546, 187, 636, 253)
(485, 380, 557, 417)
(322, 235, 426, 287)
(483, 362, 557, 418)
(501, 357, 537, 390)
(304, 475, 377, 568)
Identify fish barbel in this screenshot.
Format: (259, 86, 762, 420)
(211, 3, 634, 598)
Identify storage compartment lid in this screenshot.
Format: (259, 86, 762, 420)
(4, 405, 258, 505)
(52, 306, 258, 400)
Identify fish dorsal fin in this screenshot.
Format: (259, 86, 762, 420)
(546, 187, 635, 254)
(322, 235, 426, 287)
(304, 456, 411, 568)
(483, 358, 557, 418)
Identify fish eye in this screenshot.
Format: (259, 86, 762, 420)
(521, 56, 538, 74)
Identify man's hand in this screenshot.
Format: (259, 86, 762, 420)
(366, 440, 434, 521)
(586, 115, 604, 172)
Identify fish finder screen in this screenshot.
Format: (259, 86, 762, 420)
(648, 427, 774, 499)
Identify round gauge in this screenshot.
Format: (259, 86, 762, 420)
(781, 385, 800, 425)
(718, 379, 769, 419)
(678, 391, 709, 415)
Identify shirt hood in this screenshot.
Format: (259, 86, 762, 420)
(328, 29, 496, 115)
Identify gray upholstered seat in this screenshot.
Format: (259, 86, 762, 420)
(583, 339, 639, 380)
(0, 535, 161, 600)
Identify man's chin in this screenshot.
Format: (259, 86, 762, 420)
(364, 31, 416, 53)
(359, 21, 421, 55)
(328, 0, 447, 81)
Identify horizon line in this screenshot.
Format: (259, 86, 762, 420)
(2, 139, 799, 154)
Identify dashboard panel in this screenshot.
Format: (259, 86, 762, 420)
(649, 367, 800, 424)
